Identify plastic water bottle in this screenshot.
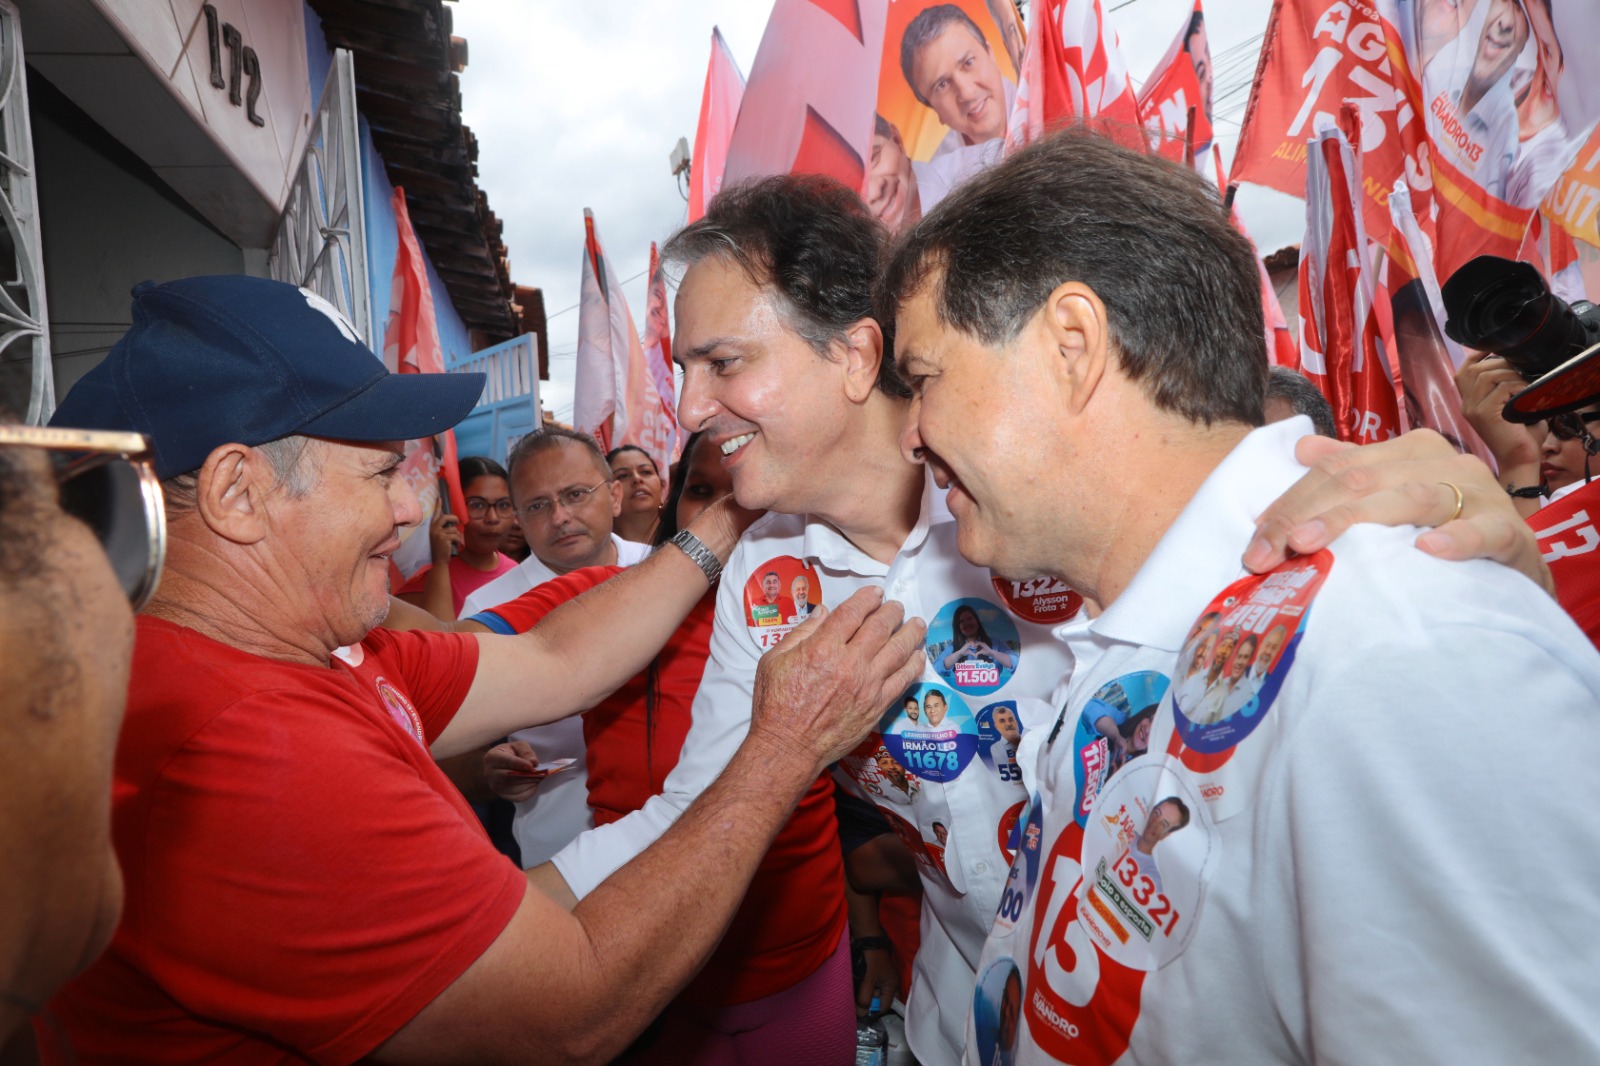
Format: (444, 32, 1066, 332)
(856, 995, 887, 1066)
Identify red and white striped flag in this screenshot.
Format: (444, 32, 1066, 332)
(1136, 0, 1213, 164)
(688, 27, 746, 224)
(573, 210, 676, 471)
(1005, 0, 1140, 154)
(641, 242, 680, 464)
(721, 0, 889, 193)
(385, 186, 468, 580)
(1299, 109, 1403, 444)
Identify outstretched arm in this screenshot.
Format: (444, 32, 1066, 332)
(373, 589, 927, 1065)
(1244, 430, 1552, 595)
(436, 499, 755, 755)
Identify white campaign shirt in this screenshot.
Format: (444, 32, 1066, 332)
(462, 533, 651, 867)
(552, 474, 1075, 1064)
(967, 418, 1600, 1065)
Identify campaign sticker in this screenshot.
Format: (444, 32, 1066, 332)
(839, 733, 923, 807)
(977, 700, 1026, 786)
(1077, 756, 1213, 972)
(742, 556, 822, 653)
(997, 799, 1027, 866)
(992, 794, 1044, 934)
(926, 598, 1022, 695)
(373, 676, 425, 745)
(991, 574, 1083, 624)
(879, 804, 952, 888)
(880, 682, 979, 783)
(1171, 551, 1330, 753)
(973, 957, 1024, 1066)
(1067, 671, 1170, 829)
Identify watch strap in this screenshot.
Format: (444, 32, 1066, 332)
(665, 528, 723, 586)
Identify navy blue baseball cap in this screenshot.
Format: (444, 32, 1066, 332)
(51, 275, 487, 479)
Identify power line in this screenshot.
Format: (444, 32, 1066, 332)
(545, 266, 651, 320)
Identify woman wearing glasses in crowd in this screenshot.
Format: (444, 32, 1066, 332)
(1458, 349, 1600, 518)
(396, 455, 520, 619)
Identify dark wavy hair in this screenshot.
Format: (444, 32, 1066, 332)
(662, 174, 910, 399)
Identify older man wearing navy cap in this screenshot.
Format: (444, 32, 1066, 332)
(39, 275, 925, 1065)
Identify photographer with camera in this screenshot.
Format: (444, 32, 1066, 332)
(1456, 349, 1600, 517)
(1446, 254, 1600, 646)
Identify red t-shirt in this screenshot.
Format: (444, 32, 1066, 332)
(40, 618, 526, 1065)
(477, 567, 848, 1006)
(395, 552, 519, 617)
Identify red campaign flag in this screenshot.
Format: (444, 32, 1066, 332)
(1005, 0, 1141, 154)
(384, 186, 468, 581)
(721, 0, 889, 194)
(1215, 151, 1297, 370)
(1379, 178, 1493, 464)
(1233, 0, 1428, 250)
(1299, 109, 1404, 444)
(1528, 479, 1600, 651)
(573, 211, 676, 472)
(688, 27, 746, 224)
(640, 242, 680, 465)
(1137, 0, 1214, 163)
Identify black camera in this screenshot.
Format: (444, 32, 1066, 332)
(1441, 255, 1600, 424)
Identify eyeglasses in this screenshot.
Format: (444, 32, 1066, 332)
(1547, 411, 1600, 442)
(0, 424, 166, 610)
(464, 496, 516, 519)
(519, 479, 612, 520)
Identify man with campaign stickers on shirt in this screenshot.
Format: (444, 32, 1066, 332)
(872, 126, 1600, 1064)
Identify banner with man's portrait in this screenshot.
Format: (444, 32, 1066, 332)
(1237, 0, 1600, 280)
(863, 0, 1024, 233)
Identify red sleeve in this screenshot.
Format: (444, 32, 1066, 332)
(475, 564, 625, 634)
(131, 680, 524, 1064)
(393, 563, 433, 596)
(360, 627, 480, 744)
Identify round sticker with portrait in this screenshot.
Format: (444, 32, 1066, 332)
(992, 793, 1044, 934)
(976, 700, 1027, 786)
(742, 555, 823, 653)
(1066, 671, 1170, 830)
(1172, 552, 1330, 753)
(927, 598, 1022, 695)
(1077, 757, 1214, 972)
(973, 956, 1024, 1066)
(840, 733, 923, 807)
(881, 682, 980, 783)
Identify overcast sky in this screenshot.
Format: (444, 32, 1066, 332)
(449, 0, 1303, 422)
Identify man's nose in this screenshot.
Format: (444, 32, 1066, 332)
(899, 395, 927, 464)
(678, 366, 718, 431)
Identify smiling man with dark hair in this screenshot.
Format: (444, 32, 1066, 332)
(881, 125, 1600, 1064)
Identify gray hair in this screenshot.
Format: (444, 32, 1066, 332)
(161, 434, 322, 515)
(1265, 366, 1337, 438)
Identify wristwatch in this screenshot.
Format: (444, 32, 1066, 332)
(666, 528, 723, 586)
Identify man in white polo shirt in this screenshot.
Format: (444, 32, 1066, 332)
(877, 127, 1600, 1064)
(520, 174, 1543, 1065)
(462, 427, 650, 866)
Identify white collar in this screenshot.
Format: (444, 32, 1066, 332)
(1089, 418, 1311, 652)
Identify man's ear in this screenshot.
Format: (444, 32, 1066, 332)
(608, 476, 625, 518)
(1042, 282, 1110, 416)
(194, 443, 272, 545)
(839, 318, 888, 404)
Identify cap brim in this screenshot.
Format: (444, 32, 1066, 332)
(299, 370, 487, 442)
(1505, 342, 1600, 423)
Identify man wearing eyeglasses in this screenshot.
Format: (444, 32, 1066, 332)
(31, 275, 926, 1065)
(460, 427, 652, 867)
